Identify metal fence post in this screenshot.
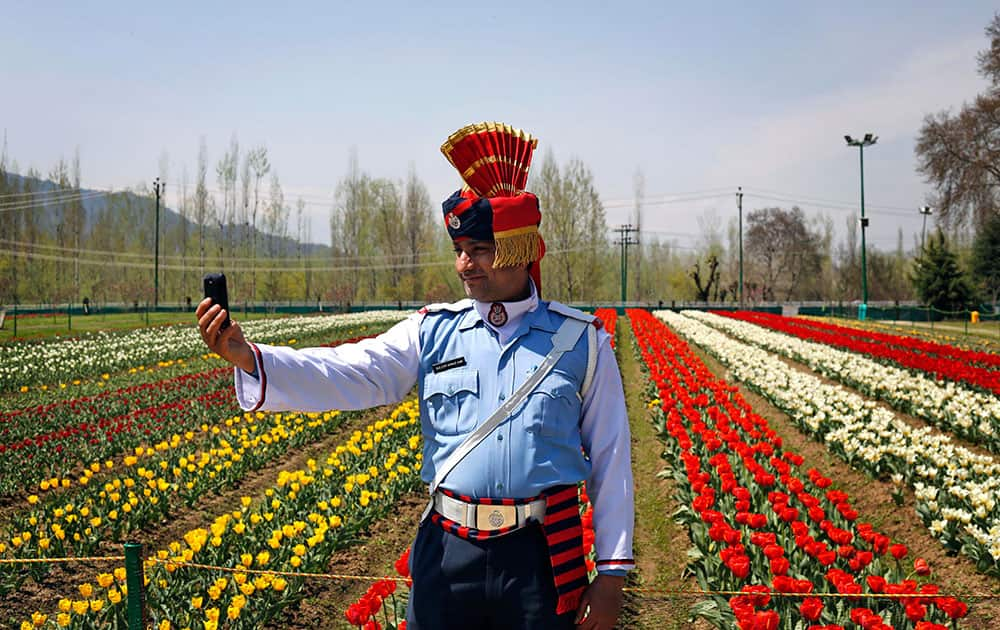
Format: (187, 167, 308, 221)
(124, 541, 147, 629)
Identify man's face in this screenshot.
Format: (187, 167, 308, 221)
(453, 239, 531, 303)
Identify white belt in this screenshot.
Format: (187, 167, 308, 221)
(432, 492, 546, 532)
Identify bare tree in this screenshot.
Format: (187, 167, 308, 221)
(632, 168, 644, 300)
(215, 134, 239, 269)
(403, 164, 433, 301)
(689, 254, 720, 302)
(195, 138, 210, 277)
(263, 172, 288, 300)
(915, 13, 1000, 231)
(247, 146, 270, 301)
(744, 206, 823, 301)
(528, 151, 607, 302)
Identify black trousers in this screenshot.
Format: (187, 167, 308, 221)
(405, 519, 576, 629)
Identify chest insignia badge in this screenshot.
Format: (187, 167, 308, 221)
(488, 302, 508, 327)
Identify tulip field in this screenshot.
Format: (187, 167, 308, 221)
(2, 306, 998, 629)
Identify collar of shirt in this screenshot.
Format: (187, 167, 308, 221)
(472, 280, 539, 345)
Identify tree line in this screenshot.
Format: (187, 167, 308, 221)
(0, 139, 996, 312)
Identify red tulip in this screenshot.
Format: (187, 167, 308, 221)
(769, 556, 789, 576)
(800, 597, 823, 621)
(889, 543, 908, 559)
(905, 601, 927, 622)
(394, 547, 411, 578)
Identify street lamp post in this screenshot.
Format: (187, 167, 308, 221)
(845, 133, 877, 312)
(737, 186, 744, 309)
(919, 205, 933, 250)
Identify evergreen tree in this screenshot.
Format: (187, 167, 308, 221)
(910, 230, 977, 313)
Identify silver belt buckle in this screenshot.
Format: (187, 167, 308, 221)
(475, 504, 517, 530)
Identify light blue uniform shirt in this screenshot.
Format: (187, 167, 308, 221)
(234, 293, 634, 572)
(418, 300, 591, 499)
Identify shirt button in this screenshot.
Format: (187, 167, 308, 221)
(497, 434, 503, 441)
(447, 386, 455, 395)
(496, 482, 504, 491)
(499, 393, 506, 401)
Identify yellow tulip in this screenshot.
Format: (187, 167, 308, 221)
(191, 596, 203, 609)
(78, 583, 93, 598)
(56, 613, 71, 627)
(72, 600, 89, 615)
(89, 599, 103, 612)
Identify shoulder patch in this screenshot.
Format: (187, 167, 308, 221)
(421, 298, 474, 314)
(546, 300, 597, 324)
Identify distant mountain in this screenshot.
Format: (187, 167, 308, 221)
(3, 172, 332, 257)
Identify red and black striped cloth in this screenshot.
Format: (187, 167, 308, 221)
(429, 484, 589, 615)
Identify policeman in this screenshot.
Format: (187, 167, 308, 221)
(197, 122, 634, 629)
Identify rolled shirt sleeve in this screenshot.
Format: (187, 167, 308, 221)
(235, 313, 421, 412)
(580, 328, 635, 573)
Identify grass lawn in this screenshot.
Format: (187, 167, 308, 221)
(0, 309, 281, 341)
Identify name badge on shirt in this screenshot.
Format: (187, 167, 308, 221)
(432, 357, 467, 373)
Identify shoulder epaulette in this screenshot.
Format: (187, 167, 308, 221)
(419, 299, 474, 315)
(546, 301, 597, 324)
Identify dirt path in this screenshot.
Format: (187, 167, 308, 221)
(688, 342, 1000, 629)
(618, 318, 713, 630)
(268, 492, 425, 629)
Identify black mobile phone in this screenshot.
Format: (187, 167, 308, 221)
(203, 273, 231, 330)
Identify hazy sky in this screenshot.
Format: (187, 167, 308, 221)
(2, 1, 995, 251)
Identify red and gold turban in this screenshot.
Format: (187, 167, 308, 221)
(440, 122, 545, 292)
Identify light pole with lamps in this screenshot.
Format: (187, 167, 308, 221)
(919, 205, 933, 250)
(845, 133, 877, 313)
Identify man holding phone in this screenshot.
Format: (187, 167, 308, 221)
(196, 122, 633, 630)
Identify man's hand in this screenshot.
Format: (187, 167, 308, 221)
(575, 574, 624, 630)
(196, 298, 255, 373)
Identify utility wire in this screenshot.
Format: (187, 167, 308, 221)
(0, 188, 110, 206)
(742, 186, 919, 212)
(0, 237, 461, 264)
(742, 191, 920, 218)
(0, 244, 605, 272)
(0, 190, 111, 212)
(0, 186, 112, 200)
